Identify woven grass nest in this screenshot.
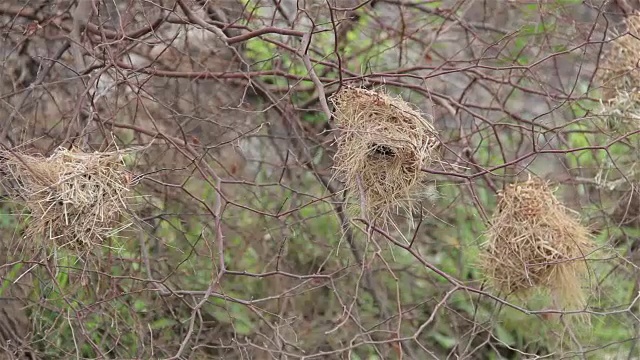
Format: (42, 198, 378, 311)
(480, 178, 596, 312)
(329, 86, 440, 224)
(1, 147, 135, 253)
(595, 14, 640, 130)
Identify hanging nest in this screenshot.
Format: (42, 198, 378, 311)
(330, 86, 440, 224)
(595, 14, 640, 131)
(0, 146, 135, 253)
(479, 177, 596, 312)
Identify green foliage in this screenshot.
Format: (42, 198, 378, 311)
(0, 262, 23, 296)
(564, 111, 636, 185)
(509, 20, 558, 65)
(28, 254, 143, 358)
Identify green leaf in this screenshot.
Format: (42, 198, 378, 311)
(234, 320, 253, 336)
(134, 299, 147, 312)
(495, 324, 517, 346)
(0, 263, 24, 296)
(431, 332, 456, 349)
(150, 318, 178, 330)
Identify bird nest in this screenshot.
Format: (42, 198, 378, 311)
(595, 14, 640, 131)
(479, 178, 596, 312)
(329, 86, 440, 224)
(1, 147, 135, 253)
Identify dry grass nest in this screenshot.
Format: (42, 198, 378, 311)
(479, 178, 596, 312)
(595, 14, 640, 130)
(1, 147, 135, 253)
(329, 86, 440, 224)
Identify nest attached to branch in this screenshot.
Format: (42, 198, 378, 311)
(330, 86, 440, 224)
(595, 14, 640, 130)
(480, 178, 596, 311)
(1, 147, 135, 253)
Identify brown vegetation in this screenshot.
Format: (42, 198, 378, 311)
(330, 86, 440, 224)
(0, 147, 134, 253)
(480, 177, 596, 312)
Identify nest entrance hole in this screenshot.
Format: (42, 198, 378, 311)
(368, 143, 396, 159)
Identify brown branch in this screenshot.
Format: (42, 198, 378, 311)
(0, 3, 167, 40)
(0, 41, 71, 146)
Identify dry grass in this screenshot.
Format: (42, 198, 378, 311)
(329, 86, 440, 225)
(480, 177, 596, 313)
(596, 14, 640, 130)
(0, 146, 135, 253)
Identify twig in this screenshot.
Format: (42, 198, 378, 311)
(0, 41, 72, 146)
(300, 32, 333, 122)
